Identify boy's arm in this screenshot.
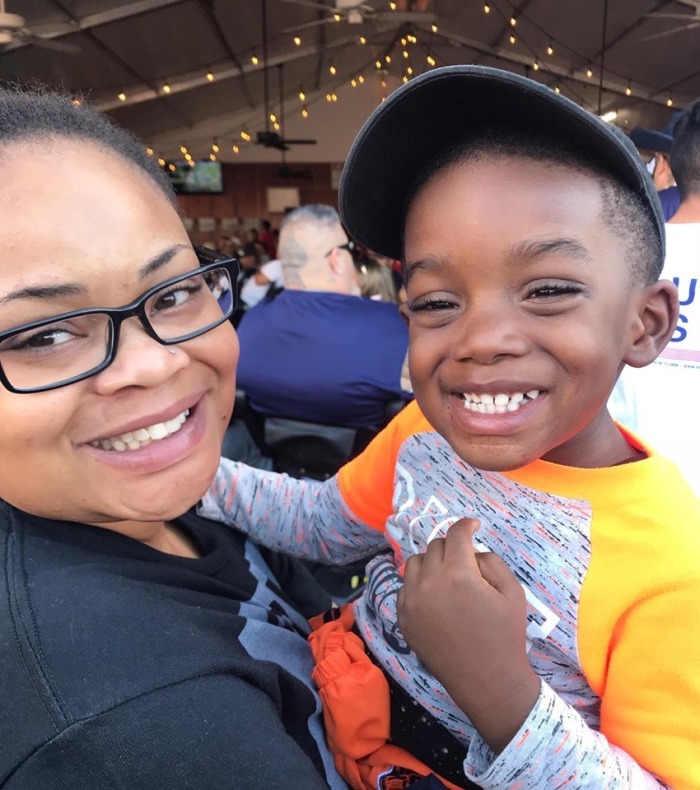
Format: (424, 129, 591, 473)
(199, 459, 389, 564)
(399, 521, 696, 789)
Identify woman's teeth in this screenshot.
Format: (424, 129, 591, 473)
(90, 409, 190, 451)
(462, 390, 540, 414)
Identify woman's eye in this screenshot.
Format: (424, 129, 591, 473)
(2, 327, 73, 352)
(153, 283, 200, 311)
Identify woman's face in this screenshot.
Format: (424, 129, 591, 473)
(0, 140, 238, 529)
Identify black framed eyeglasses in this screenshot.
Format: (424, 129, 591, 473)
(0, 247, 239, 394)
(324, 240, 356, 257)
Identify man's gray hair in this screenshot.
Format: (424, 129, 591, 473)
(278, 205, 342, 284)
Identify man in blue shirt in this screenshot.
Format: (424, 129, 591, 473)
(236, 204, 410, 428)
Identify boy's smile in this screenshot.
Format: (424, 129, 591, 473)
(403, 156, 652, 470)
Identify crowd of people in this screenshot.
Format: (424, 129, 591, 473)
(0, 63, 699, 790)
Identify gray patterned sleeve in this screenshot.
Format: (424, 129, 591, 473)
(199, 458, 389, 564)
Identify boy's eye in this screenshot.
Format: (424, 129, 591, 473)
(407, 297, 457, 312)
(526, 283, 583, 299)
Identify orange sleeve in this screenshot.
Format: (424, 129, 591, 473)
(578, 464, 700, 790)
(337, 400, 433, 531)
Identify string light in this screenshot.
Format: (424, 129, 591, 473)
(625, 82, 632, 96)
(385, 54, 391, 63)
(547, 41, 554, 56)
(299, 88, 306, 101)
(146, 147, 154, 156)
(403, 75, 408, 83)
(403, 49, 409, 58)
(532, 60, 539, 71)
(358, 74, 365, 83)
(331, 92, 338, 102)
(209, 153, 217, 161)
(232, 145, 240, 154)
(667, 94, 673, 107)
(206, 70, 214, 82)
(401, 37, 407, 46)
(359, 35, 366, 44)
(293, 36, 301, 46)
(240, 130, 251, 142)
(180, 145, 188, 154)
(251, 52, 259, 65)
(431, 23, 438, 33)
(302, 105, 309, 118)
(329, 63, 336, 75)
(326, 92, 333, 102)
(554, 85, 561, 93)
(509, 34, 516, 44)
(158, 157, 166, 166)
(162, 83, 171, 94)
(406, 66, 413, 75)
(586, 65, 593, 78)
(351, 77, 357, 87)
(273, 121, 280, 130)
(269, 113, 277, 123)
(118, 92, 127, 101)
(333, 12, 341, 21)
(375, 59, 382, 69)
(168, 163, 176, 172)
(389, 1, 397, 8)
(426, 53, 436, 66)
(510, 16, 517, 26)
(212, 142, 219, 153)
(407, 34, 417, 43)
(381, 79, 387, 88)
(484, 2, 490, 12)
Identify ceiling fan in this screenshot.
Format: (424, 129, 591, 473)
(281, 0, 437, 33)
(642, 5, 700, 42)
(255, 0, 317, 152)
(0, 0, 80, 52)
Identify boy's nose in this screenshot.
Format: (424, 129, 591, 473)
(450, 303, 530, 365)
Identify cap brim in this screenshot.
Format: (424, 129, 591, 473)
(340, 65, 664, 262)
(629, 127, 673, 154)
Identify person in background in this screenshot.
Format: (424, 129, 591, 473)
(259, 218, 278, 259)
(611, 97, 700, 494)
(203, 66, 699, 789)
(354, 256, 399, 303)
(235, 204, 410, 429)
(0, 85, 346, 789)
(229, 241, 261, 327)
(629, 113, 681, 221)
(240, 257, 284, 309)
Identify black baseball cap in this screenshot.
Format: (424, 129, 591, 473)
(339, 65, 665, 262)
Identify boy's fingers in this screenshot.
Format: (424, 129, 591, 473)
(475, 551, 523, 598)
(444, 518, 481, 572)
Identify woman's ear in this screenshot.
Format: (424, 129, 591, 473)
(624, 279, 679, 368)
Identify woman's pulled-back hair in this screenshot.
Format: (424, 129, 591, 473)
(0, 84, 176, 203)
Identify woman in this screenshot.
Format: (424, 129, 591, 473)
(0, 87, 346, 789)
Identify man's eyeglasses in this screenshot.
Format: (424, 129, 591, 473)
(0, 247, 239, 394)
(325, 240, 356, 257)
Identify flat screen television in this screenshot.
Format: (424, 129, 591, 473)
(168, 160, 223, 194)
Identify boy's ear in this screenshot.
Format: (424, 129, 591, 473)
(623, 279, 679, 369)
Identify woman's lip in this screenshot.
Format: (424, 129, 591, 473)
(82, 393, 205, 445)
(81, 396, 209, 473)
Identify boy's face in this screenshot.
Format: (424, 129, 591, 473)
(403, 156, 652, 470)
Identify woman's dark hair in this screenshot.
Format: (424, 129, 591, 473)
(0, 84, 175, 203)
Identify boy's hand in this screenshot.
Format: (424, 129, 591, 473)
(397, 518, 541, 754)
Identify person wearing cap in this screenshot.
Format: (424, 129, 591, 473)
(611, 97, 700, 496)
(629, 114, 682, 221)
(202, 66, 700, 789)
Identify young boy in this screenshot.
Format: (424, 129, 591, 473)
(201, 66, 700, 789)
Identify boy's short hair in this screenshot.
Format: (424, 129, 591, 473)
(339, 65, 665, 281)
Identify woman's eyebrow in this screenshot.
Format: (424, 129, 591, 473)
(0, 244, 193, 305)
(138, 243, 192, 279)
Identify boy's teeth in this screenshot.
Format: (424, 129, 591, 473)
(462, 390, 540, 414)
(90, 409, 190, 451)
